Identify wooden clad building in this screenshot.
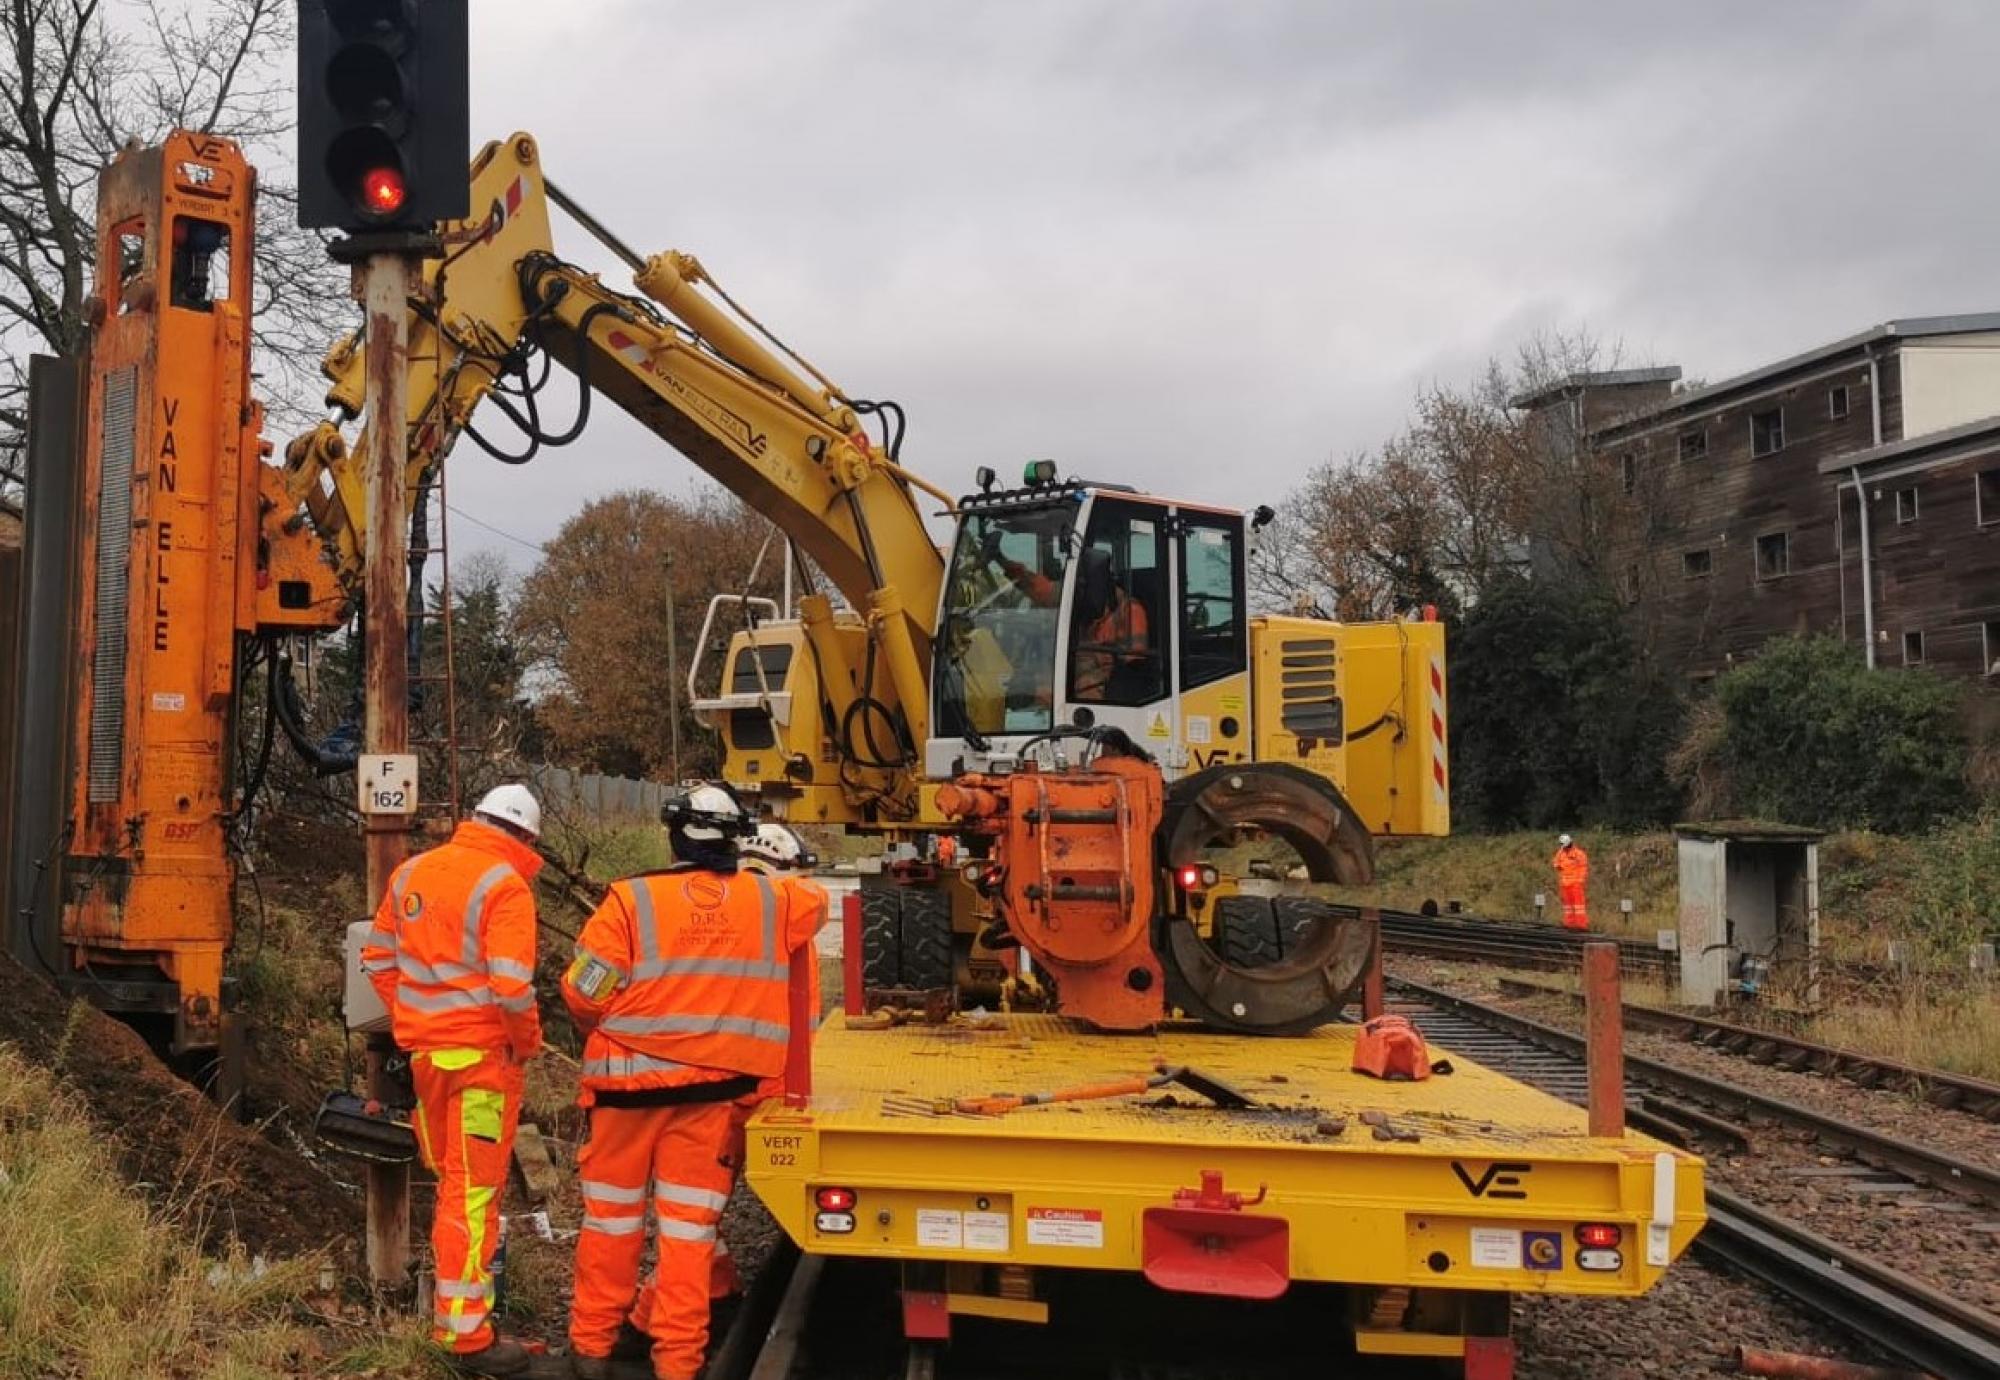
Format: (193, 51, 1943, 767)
(1517, 315, 2000, 684)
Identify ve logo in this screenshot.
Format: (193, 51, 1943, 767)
(1452, 1161, 1532, 1200)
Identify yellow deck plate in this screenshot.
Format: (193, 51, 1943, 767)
(746, 1012, 1706, 1298)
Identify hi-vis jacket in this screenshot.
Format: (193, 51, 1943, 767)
(359, 820, 544, 1058)
(1553, 844, 1591, 887)
(562, 867, 825, 1098)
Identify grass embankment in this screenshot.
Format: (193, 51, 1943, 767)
(0, 1043, 329, 1379)
(1355, 819, 2000, 1080)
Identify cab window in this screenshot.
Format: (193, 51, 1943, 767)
(1067, 500, 1168, 705)
(1179, 515, 1243, 689)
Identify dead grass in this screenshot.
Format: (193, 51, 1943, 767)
(0, 1044, 326, 1379)
(1807, 984, 2000, 1083)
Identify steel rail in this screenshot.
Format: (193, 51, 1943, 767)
(1389, 977, 2000, 1380)
(1496, 976, 2000, 1123)
(1390, 977, 2000, 1203)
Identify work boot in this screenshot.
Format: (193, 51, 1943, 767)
(451, 1337, 536, 1377)
(568, 1354, 614, 1380)
(608, 1322, 652, 1360)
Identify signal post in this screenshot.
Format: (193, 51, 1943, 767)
(297, 0, 471, 1287)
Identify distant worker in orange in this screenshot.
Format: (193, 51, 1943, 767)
(992, 540, 1150, 701)
(563, 788, 825, 1380)
(1553, 833, 1590, 931)
(359, 784, 545, 1378)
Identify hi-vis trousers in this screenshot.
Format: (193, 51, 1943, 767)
(411, 1047, 524, 1352)
(569, 1099, 739, 1379)
(1559, 880, 1590, 931)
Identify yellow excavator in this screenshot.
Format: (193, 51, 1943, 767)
(285, 131, 1452, 1035)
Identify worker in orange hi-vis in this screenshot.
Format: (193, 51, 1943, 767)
(563, 787, 825, 1380)
(1553, 833, 1591, 931)
(358, 784, 545, 1378)
(622, 821, 827, 1355)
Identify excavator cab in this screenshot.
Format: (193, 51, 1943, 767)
(929, 467, 1247, 782)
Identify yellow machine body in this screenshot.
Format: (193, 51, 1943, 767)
(748, 1012, 1703, 1303)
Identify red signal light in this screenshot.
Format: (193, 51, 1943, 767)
(360, 165, 406, 215)
(814, 1186, 857, 1213)
(1178, 865, 1201, 890)
(1575, 1222, 1622, 1249)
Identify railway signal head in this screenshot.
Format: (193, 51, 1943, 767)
(296, 0, 469, 233)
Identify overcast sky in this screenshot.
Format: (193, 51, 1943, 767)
(433, 0, 1998, 569)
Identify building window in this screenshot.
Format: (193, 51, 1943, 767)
(1829, 385, 1850, 420)
(1678, 430, 1707, 462)
(1751, 408, 1785, 457)
(1980, 468, 2000, 526)
(1896, 486, 1919, 524)
(1682, 548, 1712, 579)
(1755, 531, 1790, 581)
(1902, 629, 1925, 665)
(1620, 452, 1637, 495)
(1985, 621, 2000, 676)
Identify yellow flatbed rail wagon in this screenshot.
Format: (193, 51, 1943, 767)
(746, 998, 1705, 1375)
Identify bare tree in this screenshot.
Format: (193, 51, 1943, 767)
(0, 0, 349, 497)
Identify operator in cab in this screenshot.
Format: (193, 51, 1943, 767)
(990, 538, 1151, 701)
(358, 784, 545, 1378)
(561, 787, 825, 1380)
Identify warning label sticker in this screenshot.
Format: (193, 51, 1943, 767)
(1469, 1228, 1522, 1269)
(1025, 1206, 1103, 1249)
(1145, 712, 1170, 740)
(150, 691, 186, 712)
(965, 1211, 1010, 1252)
(915, 1209, 963, 1249)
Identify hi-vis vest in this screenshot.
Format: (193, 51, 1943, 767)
(564, 868, 819, 1095)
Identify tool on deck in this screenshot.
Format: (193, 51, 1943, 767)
(313, 1091, 419, 1163)
(954, 1062, 1255, 1116)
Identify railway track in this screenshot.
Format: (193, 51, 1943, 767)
(1495, 975, 2000, 1123)
(1374, 908, 1678, 982)
(1390, 976, 2000, 1380)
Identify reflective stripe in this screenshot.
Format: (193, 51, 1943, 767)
(488, 956, 536, 984)
(582, 1213, 646, 1236)
(580, 1179, 647, 1204)
(398, 954, 481, 985)
(497, 989, 537, 1013)
(398, 985, 494, 1012)
(654, 1217, 717, 1242)
(752, 872, 776, 961)
(360, 953, 397, 974)
(630, 956, 786, 981)
(435, 1279, 491, 1300)
(630, 879, 660, 966)
(654, 1181, 730, 1213)
(461, 863, 515, 970)
(581, 1051, 687, 1079)
(601, 1012, 787, 1044)
(434, 1310, 485, 1334)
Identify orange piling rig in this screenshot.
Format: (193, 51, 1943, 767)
(61, 133, 339, 1052)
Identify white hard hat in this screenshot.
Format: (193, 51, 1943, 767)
(474, 783, 541, 839)
(1558, 833, 1573, 847)
(662, 782, 748, 842)
(739, 822, 815, 872)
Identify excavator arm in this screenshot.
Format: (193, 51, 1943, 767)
(282, 132, 945, 763)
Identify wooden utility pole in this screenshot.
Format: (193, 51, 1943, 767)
(360, 251, 417, 1284)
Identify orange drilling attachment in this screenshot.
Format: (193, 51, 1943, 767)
(937, 751, 1164, 1030)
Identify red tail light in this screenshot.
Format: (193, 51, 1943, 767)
(815, 1186, 857, 1213)
(1175, 865, 1220, 890)
(1575, 1222, 1622, 1249)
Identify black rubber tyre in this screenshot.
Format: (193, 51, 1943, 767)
(1214, 896, 1283, 968)
(898, 887, 955, 990)
(859, 886, 903, 990)
(1273, 896, 1346, 957)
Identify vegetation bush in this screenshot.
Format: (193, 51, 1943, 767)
(1447, 574, 1683, 830)
(1673, 636, 1969, 832)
